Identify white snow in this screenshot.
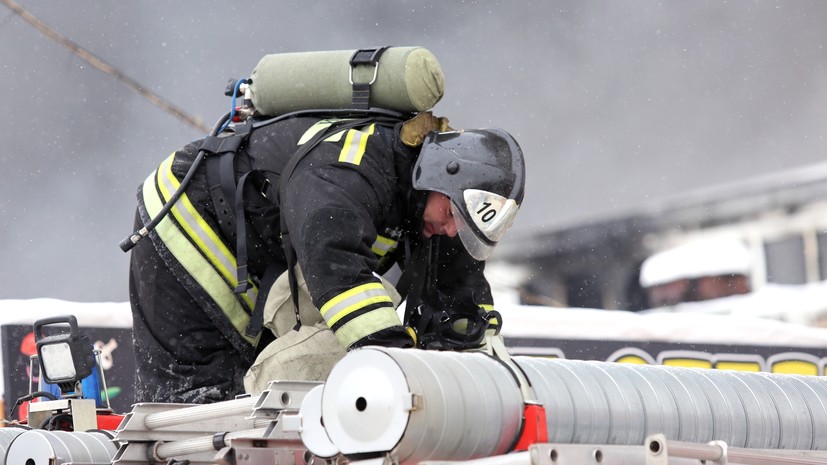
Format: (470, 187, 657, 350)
(639, 237, 752, 287)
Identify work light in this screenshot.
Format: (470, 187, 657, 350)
(34, 315, 95, 394)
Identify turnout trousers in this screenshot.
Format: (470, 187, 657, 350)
(128, 212, 251, 404)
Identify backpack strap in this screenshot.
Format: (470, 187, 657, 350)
(204, 121, 255, 246)
(244, 260, 285, 339)
(206, 152, 239, 244)
(278, 117, 382, 329)
(349, 47, 389, 109)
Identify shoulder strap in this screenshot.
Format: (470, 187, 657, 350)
(206, 152, 239, 244)
(204, 121, 255, 245)
(279, 117, 376, 326)
(278, 117, 384, 329)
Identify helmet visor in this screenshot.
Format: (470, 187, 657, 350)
(451, 201, 495, 261)
(450, 189, 520, 261)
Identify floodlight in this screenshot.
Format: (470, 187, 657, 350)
(34, 315, 95, 394)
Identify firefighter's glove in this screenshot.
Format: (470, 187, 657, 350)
(457, 308, 502, 355)
(400, 111, 452, 147)
(451, 308, 501, 336)
(350, 325, 415, 349)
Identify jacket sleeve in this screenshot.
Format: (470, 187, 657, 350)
(280, 137, 412, 350)
(435, 235, 499, 328)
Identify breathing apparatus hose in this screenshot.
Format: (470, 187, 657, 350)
(119, 112, 231, 252)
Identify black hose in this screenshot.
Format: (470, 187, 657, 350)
(119, 112, 231, 252)
(8, 390, 59, 421)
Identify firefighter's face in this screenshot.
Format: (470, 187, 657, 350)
(422, 192, 458, 238)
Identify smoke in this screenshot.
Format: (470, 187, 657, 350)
(1, 0, 826, 301)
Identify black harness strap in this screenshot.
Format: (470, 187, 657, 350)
(349, 47, 388, 110)
(397, 239, 430, 320)
(200, 129, 248, 155)
(278, 117, 379, 329)
(233, 171, 255, 294)
(232, 169, 273, 294)
(244, 261, 285, 338)
(206, 153, 237, 243)
(204, 121, 254, 245)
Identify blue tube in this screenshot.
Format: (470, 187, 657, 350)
(41, 360, 104, 407)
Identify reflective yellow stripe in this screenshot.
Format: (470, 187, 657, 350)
(334, 306, 401, 348)
(298, 119, 347, 145)
(142, 154, 257, 345)
(157, 155, 258, 310)
(371, 235, 397, 256)
(320, 282, 392, 326)
(338, 124, 375, 165)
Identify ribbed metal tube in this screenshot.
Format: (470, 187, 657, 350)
(4, 430, 117, 465)
(514, 357, 827, 450)
(143, 396, 258, 430)
(0, 427, 26, 457)
(320, 347, 524, 464)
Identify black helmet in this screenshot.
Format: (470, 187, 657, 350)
(412, 128, 526, 260)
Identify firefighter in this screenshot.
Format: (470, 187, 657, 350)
(128, 113, 526, 403)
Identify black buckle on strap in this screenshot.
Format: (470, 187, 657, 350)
(349, 46, 389, 68)
(349, 46, 389, 109)
(199, 120, 253, 155)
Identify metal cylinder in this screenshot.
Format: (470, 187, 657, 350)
(514, 357, 827, 450)
(4, 430, 117, 465)
(0, 427, 26, 458)
(320, 347, 524, 464)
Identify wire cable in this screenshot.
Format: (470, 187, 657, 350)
(0, 0, 211, 133)
(7, 390, 58, 421)
(119, 112, 231, 251)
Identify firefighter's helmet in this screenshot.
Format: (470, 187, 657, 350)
(412, 128, 525, 260)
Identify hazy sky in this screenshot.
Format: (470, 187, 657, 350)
(1, 1, 826, 301)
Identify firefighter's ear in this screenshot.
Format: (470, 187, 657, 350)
(400, 111, 452, 147)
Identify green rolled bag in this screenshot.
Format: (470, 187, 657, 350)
(248, 46, 445, 116)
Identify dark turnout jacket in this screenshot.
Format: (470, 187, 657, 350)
(129, 115, 493, 403)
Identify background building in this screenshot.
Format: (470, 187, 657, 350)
(495, 160, 827, 318)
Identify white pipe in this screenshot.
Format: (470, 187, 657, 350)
(153, 427, 269, 460)
(144, 396, 258, 430)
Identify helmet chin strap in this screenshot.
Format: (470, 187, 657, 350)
(408, 188, 430, 236)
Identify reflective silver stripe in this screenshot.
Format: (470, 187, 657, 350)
(371, 235, 397, 257)
(297, 119, 347, 145)
(338, 124, 375, 165)
(320, 282, 392, 327)
(142, 154, 257, 345)
(156, 155, 258, 309)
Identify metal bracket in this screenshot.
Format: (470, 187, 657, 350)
(26, 398, 97, 431)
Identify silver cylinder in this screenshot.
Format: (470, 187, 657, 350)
(4, 430, 117, 465)
(320, 347, 524, 464)
(0, 427, 26, 458)
(514, 357, 827, 450)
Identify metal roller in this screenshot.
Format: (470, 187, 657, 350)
(317, 348, 827, 463)
(319, 347, 524, 463)
(513, 357, 827, 450)
(4, 429, 118, 465)
(0, 427, 26, 458)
